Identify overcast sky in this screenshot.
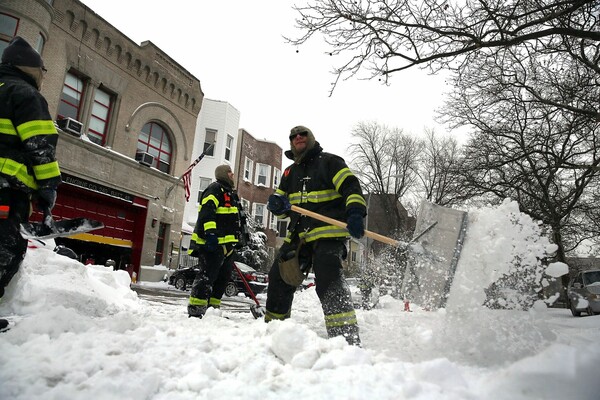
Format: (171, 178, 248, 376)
(79, 0, 456, 160)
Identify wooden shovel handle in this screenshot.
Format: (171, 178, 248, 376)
(290, 205, 403, 247)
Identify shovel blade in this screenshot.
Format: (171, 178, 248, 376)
(20, 217, 104, 240)
(250, 305, 265, 319)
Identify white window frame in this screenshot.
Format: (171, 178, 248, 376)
(244, 157, 253, 182)
(204, 129, 217, 156)
(255, 163, 270, 187)
(273, 168, 281, 189)
(225, 134, 234, 161)
(253, 203, 266, 227)
(269, 212, 277, 231)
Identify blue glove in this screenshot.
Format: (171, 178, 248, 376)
(346, 209, 365, 239)
(267, 194, 291, 215)
(37, 187, 57, 212)
(204, 232, 219, 252)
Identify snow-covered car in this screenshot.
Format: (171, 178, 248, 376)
(567, 269, 600, 317)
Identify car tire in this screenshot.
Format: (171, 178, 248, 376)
(570, 301, 581, 317)
(224, 281, 238, 297)
(175, 277, 187, 291)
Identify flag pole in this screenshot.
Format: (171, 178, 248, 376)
(165, 142, 215, 199)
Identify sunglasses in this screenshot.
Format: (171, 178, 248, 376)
(289, 131, 308, 140)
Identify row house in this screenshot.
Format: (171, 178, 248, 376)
(1, 0, 203, 279)
(180, 100, 283, 271)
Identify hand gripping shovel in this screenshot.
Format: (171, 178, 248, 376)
(233, 262, 266, 319)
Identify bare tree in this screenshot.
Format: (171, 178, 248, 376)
(347, 121, 420, 233)
(442, 46, 600, 269)
(414, 128, 464, 206)
(288, 0, 599, 105)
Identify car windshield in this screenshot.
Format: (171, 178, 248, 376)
(583, 271, 600, 286)
(235, 262, 256, 273)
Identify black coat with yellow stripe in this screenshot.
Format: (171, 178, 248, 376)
(276, 142, 367, 243)
(0, 65, 61, 192)
(189, 179, 242, 250)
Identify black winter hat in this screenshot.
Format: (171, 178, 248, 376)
(1, 36, 44, 68)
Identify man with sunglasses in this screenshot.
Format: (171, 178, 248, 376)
(0, 37, 61, 332)
(265, 125, 367, 346)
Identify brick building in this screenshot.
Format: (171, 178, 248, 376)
(1, 0, 203, 278)
(235, 129, 283, 266)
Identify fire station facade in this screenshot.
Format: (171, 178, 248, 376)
(1, 0, 203, 278)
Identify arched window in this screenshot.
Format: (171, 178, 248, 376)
(137, 122, 172, 173)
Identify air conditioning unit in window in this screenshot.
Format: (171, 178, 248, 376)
(135, 151, 154, 167)
(56, 117, 83, 137)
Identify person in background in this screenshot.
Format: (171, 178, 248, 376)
(0, 37, 62, 332)
(265, 125, 367, 346)
(187, 165, 246, 318)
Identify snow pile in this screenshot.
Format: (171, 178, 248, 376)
(1, 202, 600, 399)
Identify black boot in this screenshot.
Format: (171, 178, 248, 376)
(0, 318, 9, 333)
(188, 304, 207, 318)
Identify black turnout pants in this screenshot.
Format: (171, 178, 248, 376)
(0, 188, 29, 298)
(189, 244, 235, 307)
(266, 239, 360, 344)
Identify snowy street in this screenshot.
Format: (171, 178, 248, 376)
(2, 201, 600, 400)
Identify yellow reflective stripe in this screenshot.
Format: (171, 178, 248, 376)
(218, 235, 237, 244)
(216, 206, 239, 214)
(299, 225, 349, 242)
(346, 193, 367, 207)
(324, 310, 358, 327)
(209, 297, 221, 307)
(288, 190, 342, 205)
(288, 192, 302, 204)
(0, 118, 17, 135)
(0, 157, 38, 189)
(332, 168, 353, 191)
(17, 120, 57, 141)
(265, 309, 290, 322)
(189, 297, 208, 306)
(203, 221, 217, 231)
(32, 161, 60, 180)
(275, 188, 285, 196)
(202, 194, 219, 207)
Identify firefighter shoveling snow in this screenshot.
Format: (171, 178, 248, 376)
(0, 199, 599, 400)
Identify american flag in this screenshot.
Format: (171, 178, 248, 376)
(178, 142, 214, 202)
(181, 165, 193, 202)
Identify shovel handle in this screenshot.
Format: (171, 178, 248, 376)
(290, 205, 405, 247)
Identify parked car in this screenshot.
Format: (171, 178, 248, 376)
(567, 269, 600, 317)
(168, 261, 268, 297)
(227, 262, 268, 297)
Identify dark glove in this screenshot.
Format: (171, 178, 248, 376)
(346, 209, 365, 239)
(37, 187, 57, 212)
(267, 194, 291, 215)
(204, 232, 219, 252)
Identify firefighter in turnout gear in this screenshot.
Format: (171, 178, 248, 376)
(265, 126, 367, 345)
(0, 37, 61, 332)
(187, 165, 245, 318)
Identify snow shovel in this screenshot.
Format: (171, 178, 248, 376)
(20, 206, 104, 240)
(233, 262, 266, 319)
(289, 205, 417, 249)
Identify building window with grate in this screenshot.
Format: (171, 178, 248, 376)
(87, 87, 113, 146)
(57, 72, 84, 121)
(155, 222, 168, 265)
(0, 13, 18, 55)
(137, 122, 172, 173)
